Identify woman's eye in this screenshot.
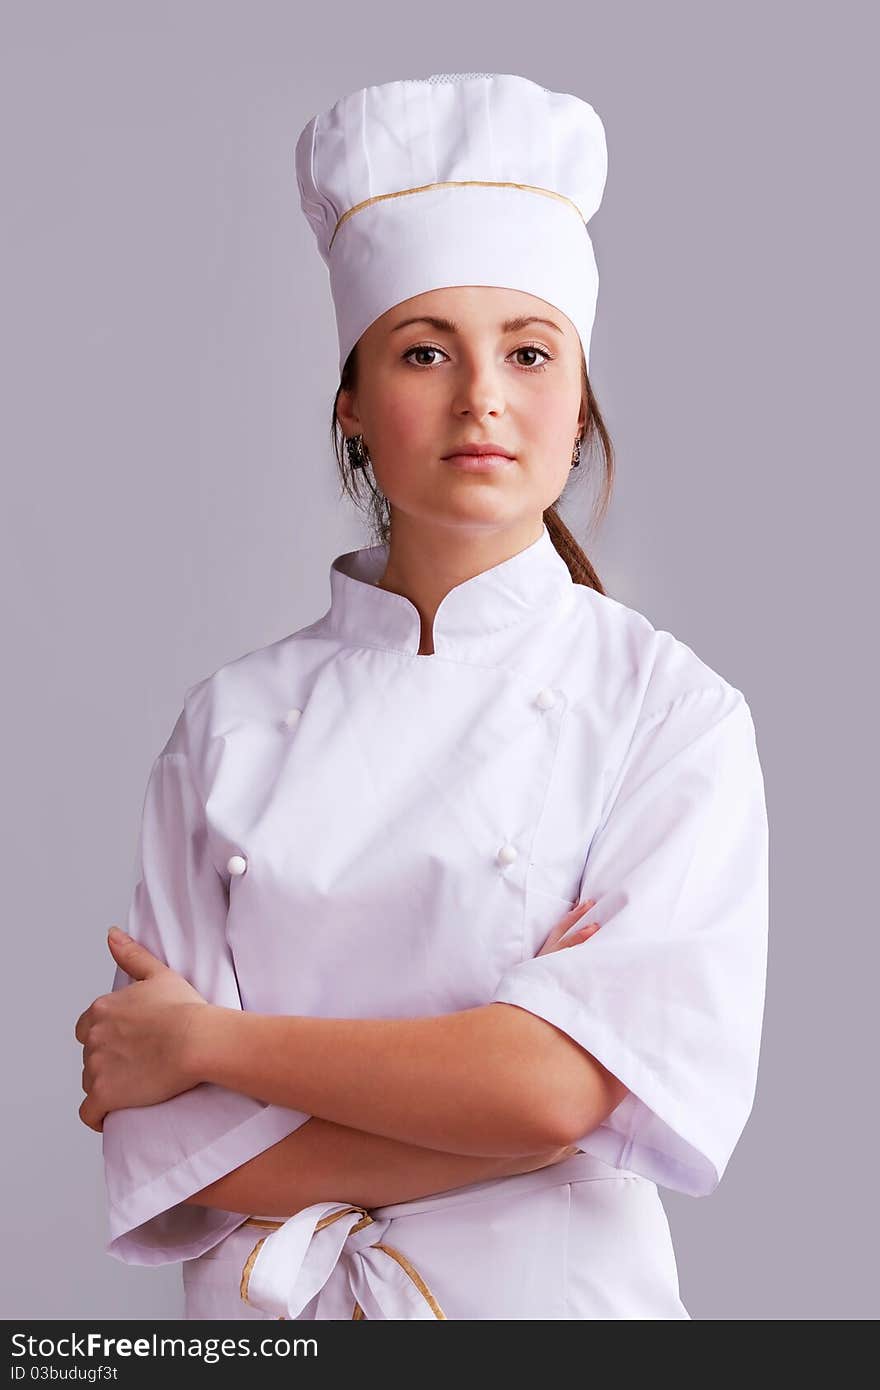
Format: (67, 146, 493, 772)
(513, 346, 552, 370)
(402, 344, 553, 371)
(403, 345, 447, 367)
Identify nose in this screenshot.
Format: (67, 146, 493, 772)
(451, 354, 506, 420)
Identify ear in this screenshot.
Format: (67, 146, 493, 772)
(336, 386, 361, 437)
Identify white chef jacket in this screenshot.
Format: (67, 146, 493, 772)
(101, 521, 768, 1320)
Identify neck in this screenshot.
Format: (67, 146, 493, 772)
(375, 515, 545, 653)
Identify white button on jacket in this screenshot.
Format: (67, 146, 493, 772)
(101, 522, 768, 1320)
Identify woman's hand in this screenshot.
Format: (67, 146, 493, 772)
(74, 929, 209, 1133)
(536, 897, 602, 956)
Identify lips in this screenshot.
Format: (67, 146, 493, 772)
(443, 452, 514, 474)
(442, 444, 515, 459)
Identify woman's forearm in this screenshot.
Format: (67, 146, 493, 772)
(183, 1115, 572, 1216)
(186, 1001, 603, 1156)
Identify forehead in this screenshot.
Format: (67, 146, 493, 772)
(373, 285, 573, 340)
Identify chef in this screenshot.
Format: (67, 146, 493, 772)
(75, 72, 769, 1320)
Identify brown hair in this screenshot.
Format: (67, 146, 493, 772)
(330, 343, 615, 595)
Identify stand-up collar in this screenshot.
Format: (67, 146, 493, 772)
(320, 522, 576, 659)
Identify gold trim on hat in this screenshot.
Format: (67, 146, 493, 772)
(329, 179, 585, 252)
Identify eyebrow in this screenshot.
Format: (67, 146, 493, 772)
(390, 314, 565, 337)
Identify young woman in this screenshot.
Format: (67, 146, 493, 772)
(75, 74, 769, 1320)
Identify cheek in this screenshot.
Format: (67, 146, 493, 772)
(372, 385, 432, 449)
(517, 384, 580, 491)
(526, 378, 579, 437)
(369, 384, 445, 492)
(517, 393, 577, 472)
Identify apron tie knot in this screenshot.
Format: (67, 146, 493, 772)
(239, 1202, 447, 1320)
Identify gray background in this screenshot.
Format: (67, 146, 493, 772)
(2, 0, 876, 1321)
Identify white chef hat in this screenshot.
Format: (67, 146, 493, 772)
(294, 73, 608, 376)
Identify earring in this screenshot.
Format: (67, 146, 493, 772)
(570, 435, 581, 468)
(346, 434, 371, 470)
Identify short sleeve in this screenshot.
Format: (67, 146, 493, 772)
(491, 684, 769, 1197)
(101, 725, 312, 1266)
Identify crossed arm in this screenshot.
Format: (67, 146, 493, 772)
(79, 910, 624, 1218)
(178, 1001, 627, 1216)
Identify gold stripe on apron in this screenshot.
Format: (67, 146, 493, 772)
(239, 1207, 447, 1320)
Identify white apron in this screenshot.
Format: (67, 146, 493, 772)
(182, 1150, 689, 1320)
